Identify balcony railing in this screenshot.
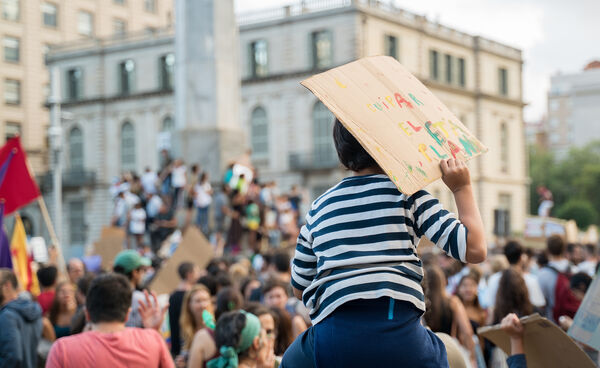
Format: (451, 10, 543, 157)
(289, 152, 340, 171)
(40, 169, 97, 192)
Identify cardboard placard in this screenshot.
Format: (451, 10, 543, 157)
(93, 227, 126, 270)
(478, 314, 595, 368)
(301, 56, 487, 195)
(569, 269, 600, 351)
(149, 226, 214, 295)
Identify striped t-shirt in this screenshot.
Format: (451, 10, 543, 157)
(290, 174, 468, 325)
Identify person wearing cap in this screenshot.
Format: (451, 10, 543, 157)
(113, 250, 152, 328)
(207, 310, 274, 368)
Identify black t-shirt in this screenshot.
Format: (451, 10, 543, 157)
(168, 290, 186, 356)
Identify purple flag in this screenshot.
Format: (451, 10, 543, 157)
(0, 203, 12, 269)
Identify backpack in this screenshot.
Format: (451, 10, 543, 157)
(548, 266, 581, 321)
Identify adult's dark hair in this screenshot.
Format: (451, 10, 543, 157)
(77, 273, 95, 297)
(214, 311, 252, 358)
(269, 306, 294, 356)
(240, 277, 260, 299)
(570, 272, 592, 293)
(113, 265, 133, 280)
(198, 274, 218, 296)
(37, 265, 58, 288)
(456, 273, 482, 309)
(333, 119, 378, 172)
(423, 266, 452, 333)
(48, 281, 74, 325)
(493, 269, 533, 324)
(504, 240, 523, 265)
(216, 272, 233, 291)
(262, 278, 289, 296)
(86, 273, 132, 323)
(177, 262, 195, 280)
(537, 252, 549, 268)
(272, 251, 291, 273)
(585, 243, 597, 257)
(244, 302, 272, 320)
(547, 235, 566, 257)
(214, 287, 244, 321)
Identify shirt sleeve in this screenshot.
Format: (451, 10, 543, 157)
(45, 340, 64, 368)
(409, 190, 468, 263)
(0, 313, 20, 367)
(154, 330, 175, 368)
(290, 222, 317, 293)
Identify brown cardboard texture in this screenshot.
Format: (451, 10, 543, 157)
(301, 56, 487, 195)
(93, 227, 126, 270)
(478, 314, 595, 368)
(150, 226, 214, 295)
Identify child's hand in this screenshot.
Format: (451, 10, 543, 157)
(440, 159, 471, 193)
(501, 313, 524, 338)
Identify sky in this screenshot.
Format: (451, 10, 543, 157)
(235, 0, 600, 122)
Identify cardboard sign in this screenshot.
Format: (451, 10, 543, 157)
(301, 56, 487, 195)
(569, 269, 600, 351)
(150, 226, 214, 295)
(478, 314, 596, 368)
(93, 227, 126, 270)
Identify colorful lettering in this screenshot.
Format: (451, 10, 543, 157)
(379, 98, 389, 109)
(406, 121, 422, 132)
(385, 96, 395, 107)
(430, 145, 448, 159)
(373, 103, 383, 111)
(425, 121, 446, 146)
(367, 104, 377, 112)
(433, 121, 449, 137)
(459, 135, 479, 156)
(408, 93, 424, 106)
(418, 144, 432, 162)
(398, 122, 412, 136)
(394, 93, 414, 108)
(416, 167, 427, 177)
(447, 140, 461, 159)
(335, 78, 347, 88)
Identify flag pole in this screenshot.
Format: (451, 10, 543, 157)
(37, 196, 65, 272)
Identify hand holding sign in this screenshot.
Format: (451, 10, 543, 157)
(301, 56, 487, 195)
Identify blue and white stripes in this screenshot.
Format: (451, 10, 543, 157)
(291, 174, 468, 325)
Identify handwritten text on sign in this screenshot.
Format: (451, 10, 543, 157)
(301, 56, 487, 195)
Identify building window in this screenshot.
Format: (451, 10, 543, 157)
(67, 67, 83, 101)
(312, 101, 335, 163)
(384, 35, 398, 60)
(4, 79, 20, 105)
(159, 53, 174, 90)
(500, 122, 509, 173)
(3, 36, 19, 62)
(311, 30, 332, 69)
(498, 67, 508, 96)
(2, 0, 19, 21)
(5, 121, 20, 141)
(118, 59, 135, 95)
(41, 2, 58, 28)
(457, 57, 465, 87)
(121, 121, 135, 171)
(249, 40, 268, 78)
(250, 106, 268, 158)
(113, 18, 127, 36)
(69, 126, 84, 169)
(114, 0, 125, 4)
(78, 11, 93, 36)
(429, 49, 439, 80)
(444, 54, 453, 84)
(68, 200, 85, 244)
(145, 0, 156, 12)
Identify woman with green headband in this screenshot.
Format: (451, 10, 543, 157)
(207, 310, 275, 368)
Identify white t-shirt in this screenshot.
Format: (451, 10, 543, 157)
(194, 182, 212, 208)
(171, 166, 187, 188)
(141, 171, 159, 194)
(482, 269, 546, 308)
(146, 195, 163, 218)
(129, 208, 147, 235)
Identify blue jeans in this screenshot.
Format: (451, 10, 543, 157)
(196, 206, 210, 236)
(281, 297, 448, 368)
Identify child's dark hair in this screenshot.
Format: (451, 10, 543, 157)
(333, 119, 378, 171)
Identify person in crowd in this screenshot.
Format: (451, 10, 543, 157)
(195, 172, 213, 236)
(70, 273, 96, 334)
(212, 185, 230, 252)
(150, 203, 177, 254)
(37, 265, 58, 315)
(567, 243, 585, 266)
(181, 285, 217, 368)
(269, 250, 292, 284)
(554, 271, 592, 321)
(244, 304, 278, 362)
(246, 199, 261, 253)
(112, 189, 128, 227)
(482, 241, 545, 312)
(492, 269, 534, 324)
(170, 262, 201, 357)
(184, 164, 201, 227)
(129, 202, 147, 249)
(226, 189, 245, 253)
(240, 277, 262, 302)
(48, 281, 78, 339)
(537, 235, 573, 322)
(0, 268, 43, 368)
(141, 167, 159, 195)
(206, 310, 274, 368)
(283, 120, 486, 367)
(45, 273, 173, 368)
(268, 306, 295, 357)
(263, 279, 308, 337)
(67, 258, 85, 285)
(214, 287, 244, 321)
(171, 159, 187, 209)
(577, 243, 598, 277)
(113, 250, 151, 328)
(500, 313, 528, 368)
(456, 272, 487, 332)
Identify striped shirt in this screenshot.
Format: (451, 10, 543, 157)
(291, 174, 468, 325)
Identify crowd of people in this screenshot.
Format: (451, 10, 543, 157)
(1, 123, 599, 368)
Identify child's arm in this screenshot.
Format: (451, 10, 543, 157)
(440, 158, 487, 264)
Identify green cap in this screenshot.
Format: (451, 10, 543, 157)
(113, 250, 151, 273)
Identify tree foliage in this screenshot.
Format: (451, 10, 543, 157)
(529, 141, 600, 228)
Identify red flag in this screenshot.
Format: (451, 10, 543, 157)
(0, 137, 41, 215)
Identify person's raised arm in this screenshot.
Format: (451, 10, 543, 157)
(440, 159, 486, 263)
(501, 313, 527, 368)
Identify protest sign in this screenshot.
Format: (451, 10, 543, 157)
(478, 314, 595, 368)
(93, 227, 125, 270)
(301, 56, 487, 195)
(150, 226, 214, 295)
(569, 269, 600, 351)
